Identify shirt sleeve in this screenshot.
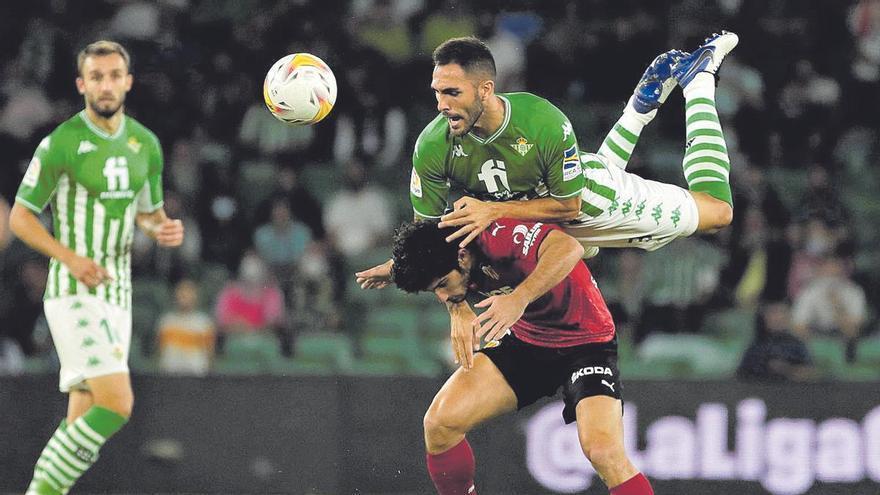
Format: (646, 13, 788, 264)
(410, 144, 449, 220)
(538, 102, 584, 199)
(479, 218, 562, 263)
(15, 135, 64, 213)
(137, 133, 164, 213)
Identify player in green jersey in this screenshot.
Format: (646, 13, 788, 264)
(9, 41, 184, 495)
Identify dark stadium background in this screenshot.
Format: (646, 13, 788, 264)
(1, 1, 878, 494)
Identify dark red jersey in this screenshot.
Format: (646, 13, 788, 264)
(470, 219, 615, 347)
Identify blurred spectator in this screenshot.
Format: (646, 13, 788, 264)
(737, 301, 816, 382)
(275, 167, 326, 240)
(324, 161, 393, 258)
(198, 164, 247, 270)
(791, 249, 867, 362)
(253, 196, 312, 272)
(133, 191, 202, 281)
(786, 216, 843, 299)
(419, 0, 477, 57)
(215, 251, 288, 354)
(0, 61, 53, 140)
(157, 279, 216, 376)
(634, 237, 724, 343)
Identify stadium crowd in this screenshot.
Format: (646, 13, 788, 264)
(1, 0, 878, 379)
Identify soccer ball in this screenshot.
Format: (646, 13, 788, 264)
(263, 53, 337, 125)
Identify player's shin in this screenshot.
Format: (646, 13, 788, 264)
(597, 103, 655, 170)
(681, 73, 732, 205)
(26, 407, 127, 495)
(426, 438, 478, 495)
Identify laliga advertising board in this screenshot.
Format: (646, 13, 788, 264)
(523, 381, 880, 495)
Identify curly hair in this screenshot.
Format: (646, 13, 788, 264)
(432, 36, 496, 78)
(391, 221, 461, 293)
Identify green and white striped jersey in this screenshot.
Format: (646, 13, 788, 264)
(15, 111, 164, 309)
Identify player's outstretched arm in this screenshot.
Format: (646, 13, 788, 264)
(9, 202, 112, 288)
(438, 195, 581, 248)
(473, 230, 584, 341)
(355, 259, 394, 289)
(136, 208, 184, 247)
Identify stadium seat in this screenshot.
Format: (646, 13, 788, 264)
(638, 334, 738, 378)
(293, 332, 355, 372)
(215, 333, 282, 374)
(196, 263, 231, 311)
(364, 306, 420, 338)
(807, 337, 846, 376)
(238, 160, 277, 219)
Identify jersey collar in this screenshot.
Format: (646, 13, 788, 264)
(467, 95, 510, 145)
(79, 110, 127, 140)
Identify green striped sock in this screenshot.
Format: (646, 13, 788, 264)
(682, 73, 732, 205)
(597, 103, 654, 170)
(27, 407, 127, 495)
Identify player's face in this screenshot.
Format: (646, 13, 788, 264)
(76, 54, 132, 119)
(429, 268, 470, 304)
(431, 63, 485, 137)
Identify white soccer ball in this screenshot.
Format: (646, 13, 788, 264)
(263, 53, 337, 125)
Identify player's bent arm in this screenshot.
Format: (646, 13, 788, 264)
(137, 208, 184, 247)
(135, 208, 168, 239)
(511, 230, 585, 304)
(9, 202, 77, 264)
(496, 195, 582, 222)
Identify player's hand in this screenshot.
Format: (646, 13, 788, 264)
(65, 254, 113, 289)
(473, 292, 529, 342)
(438, 197, 500, 248)
(355, 259, 393, 289)
(449, 302, 479, 369)
(156, 219, 184, 247)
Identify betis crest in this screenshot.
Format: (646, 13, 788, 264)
(511, 137, 533, 157)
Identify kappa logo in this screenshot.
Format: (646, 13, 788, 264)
(452, 144, 468, 158)
(77, 140, 97, 154)
(562, 121, 573, 140)
(570, 366, 613, 384)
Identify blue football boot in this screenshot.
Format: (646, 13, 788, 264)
(630, 49, 686, 114)
(672, 31, 739, 89)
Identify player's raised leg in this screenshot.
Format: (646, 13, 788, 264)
(673, 31, 738, 231)
(575, 396, 653, 494)
(424, 353, 518, 495)
(597, 50, 684, 170)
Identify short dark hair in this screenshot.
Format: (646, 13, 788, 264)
(391, 221, 461, 293)
(77, 40, 131, 75)
(432, 36, 496, 78)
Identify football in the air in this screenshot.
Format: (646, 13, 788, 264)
(263, 53, 337, 125)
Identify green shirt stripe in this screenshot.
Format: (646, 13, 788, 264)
(585, 178, 617, 202)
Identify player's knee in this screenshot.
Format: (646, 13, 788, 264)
(94, 390, 134, 418)
(698, 200, 733, 232)
(423, 406, 467, 448)
(580, 435, 626, 471)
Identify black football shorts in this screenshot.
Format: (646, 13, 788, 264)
(479, 333, 621, 424)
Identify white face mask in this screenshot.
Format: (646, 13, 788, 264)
(239, 256, 266, 284)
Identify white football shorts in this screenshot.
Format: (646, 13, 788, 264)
(564, 154, 700, 252)
(44, 295, 131, 392)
